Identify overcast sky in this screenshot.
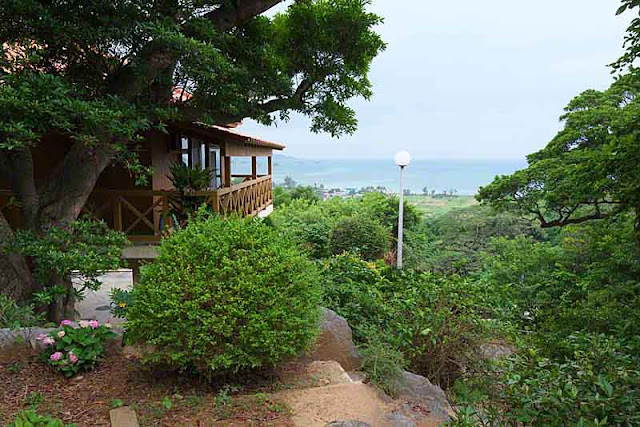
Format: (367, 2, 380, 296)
(240, 0, 631, 159)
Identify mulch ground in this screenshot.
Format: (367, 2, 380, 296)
(0, 342, 297, 426)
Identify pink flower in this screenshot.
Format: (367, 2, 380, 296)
(69, 352, 78, 364)
(36, 334, 47, 341)
(88, 320, 99, 329)
(50, 352, 63, 361)
(60, 320, 73, 326)
(43, 337, 55, 346)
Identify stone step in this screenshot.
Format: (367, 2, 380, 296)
(109, 406, 139, 427)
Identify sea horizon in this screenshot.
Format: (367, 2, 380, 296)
(268, 154, 528, 196)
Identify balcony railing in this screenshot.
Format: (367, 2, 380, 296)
(84, 175, 273, 242)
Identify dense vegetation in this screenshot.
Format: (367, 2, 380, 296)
(270, 185, 640, 424)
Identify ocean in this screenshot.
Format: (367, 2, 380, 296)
(269, 156, 528, 195)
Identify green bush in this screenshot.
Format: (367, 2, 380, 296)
(109, 288, 133, 319)
(38, 320, 116, 377)
(268, 192, 420, 260)
(359, 337, 407, 396)
(0, 294, 43, 329)
(273, 185, 321, 206)
(452, 334, 640, 426)
(329, 215, 389, 260)
(126, 215, 322, 376)
(321, 254, 492, 387)
(7, 409, 75, 427)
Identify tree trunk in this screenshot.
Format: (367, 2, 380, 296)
(0, 142, 116, 314)
(0, 211, 38, 302)
(37, 143, 116, 228)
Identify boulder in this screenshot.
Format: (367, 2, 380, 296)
(305, 308, 362, 371)
(384, 411, 416, 427)
(394, 371, 454, 423)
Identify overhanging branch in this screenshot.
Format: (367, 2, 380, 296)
(205, 0, 285, 31)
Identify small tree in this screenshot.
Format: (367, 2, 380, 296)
(6, 219, 128, 320)
(330, 215, 389, 260)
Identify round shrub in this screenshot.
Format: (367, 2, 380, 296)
(329, 215, 389, 260)
(126, 215, 321, 375)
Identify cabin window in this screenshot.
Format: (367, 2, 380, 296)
(209, 145, 221, 189)
(180, 137, 189, 166)
(177, 134, 221, 189)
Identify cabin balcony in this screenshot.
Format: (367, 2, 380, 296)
(84, 174, 274, 243)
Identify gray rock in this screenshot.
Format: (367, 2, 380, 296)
(394, 371, 454, 422)
(385, 411, 416, 427)
(305, 307, 362, 370)
(325, 422, 371, 427)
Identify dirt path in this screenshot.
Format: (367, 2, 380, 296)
(275, 361, 442, 427)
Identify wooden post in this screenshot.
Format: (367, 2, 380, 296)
(212, 192, 220, 214)
(251, 156, 257, 179)
(114, 197, 122, 232)
(267, 156, 273, 176)
(223, 156, 231, 187)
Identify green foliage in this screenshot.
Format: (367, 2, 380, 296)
(419, 205, 547, 275)
(0, 0, 384, 142)
(269, 191, 419, 259)
(452, 334, 640, 426)
(169, 162, 212, 192)
(483, 217, 640, 353)
(478, 70, 640, 235)
(126, 214, 321, 376)
(168, 162, 213, 221)
(5, 219, 128, 304)
(7, 408, 75, 427)
(321, 254, 492, 387)
(109, 288, 134, 319)
(450, 215, 640, 424)
(39, 321, 116, 377)
(273, 185, 321, 207)
(0, 294, 43, 329)
(359, 338, 407, 397)
(329, 215, 389, 260)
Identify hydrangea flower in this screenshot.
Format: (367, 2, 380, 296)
(57, 330, 66, 338)
(88, 320, 99, 329)
(43, 337, 55, 346)
(69, 352, 78, 364)
(50, 352, 63, 361)
(60, 319, 73, 326)
(78, 320, 90, 328)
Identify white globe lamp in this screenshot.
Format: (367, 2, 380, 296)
(394, 150, 411, 167)
(394, 150, 411, 268)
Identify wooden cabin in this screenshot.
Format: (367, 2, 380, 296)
(0, 122, 284, 243)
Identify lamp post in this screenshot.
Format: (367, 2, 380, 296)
(394, 150, 411, 269)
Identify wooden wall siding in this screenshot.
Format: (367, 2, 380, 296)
(224, 142, 273, 157)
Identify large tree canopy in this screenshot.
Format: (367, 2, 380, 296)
(478, 71, 640, 231)
(478, 2, 640, 236)
(1, 0, 384, 141)
(0, 0, 384, 302)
